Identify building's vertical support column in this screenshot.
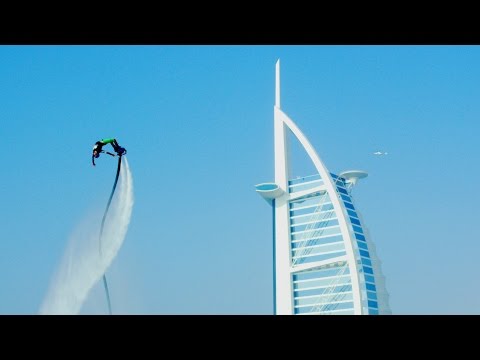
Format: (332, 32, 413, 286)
(272, 199, 277, 315)
(274, 60, 294, 314)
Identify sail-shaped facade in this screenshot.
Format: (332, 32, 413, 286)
(256, 60, 391, 315)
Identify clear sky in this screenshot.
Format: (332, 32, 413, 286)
(0, 45, 479, 314)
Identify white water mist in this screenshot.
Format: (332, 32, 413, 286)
(39, 158, 134, 314)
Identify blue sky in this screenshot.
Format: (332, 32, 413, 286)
(0, 45, 479, 314)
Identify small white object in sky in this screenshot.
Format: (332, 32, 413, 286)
(373, 151, 388, 155)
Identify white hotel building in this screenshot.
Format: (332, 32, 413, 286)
(256, 60, 391, 315)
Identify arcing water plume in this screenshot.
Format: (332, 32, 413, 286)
(39, 158, 134, 314)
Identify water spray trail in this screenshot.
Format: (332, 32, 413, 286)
(39, 158, 134, 315)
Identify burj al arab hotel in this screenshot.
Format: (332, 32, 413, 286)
(256, 60, 391, 315)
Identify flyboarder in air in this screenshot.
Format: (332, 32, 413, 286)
(92, 138, 127, 166)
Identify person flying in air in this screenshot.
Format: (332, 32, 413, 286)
(92, 138, 127, 166)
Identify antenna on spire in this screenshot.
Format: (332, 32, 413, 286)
(275, 59, 280, 108)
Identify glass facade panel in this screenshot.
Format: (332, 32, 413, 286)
(347, 209, 358, 218)
(357, 241, 369, 250)
(290, 203, 333, 217)
(290, 208, 336, 224)
(361, 257, 372, 267)
(344, 202, 355, 210)
(291, 234, 343, 248)
(296, 298, 353, 313)
(294, 284, 352, 298)
(352, 224, 363, 234)
(293, 265, 350, 281)
(296, 301, 355, 314)
(291, 226, 341, 240)
(291, 218, 339, 233)
(293, 251, 347, 265)
(289, 174, 321, 185)
(289, 179, 325, 193)
(363, 266, 373, 274)
(294, 276, 351, 290)
(306, 309, 355, 315)
(359, 249, 370, 258)
(355, 233, 366, 241)
(292, 242, 345, 257)
(290, 193, 330, 209)
(295, 292, 353, 305)
(367, 291, 377, 301)
(350, 217, 361, 226)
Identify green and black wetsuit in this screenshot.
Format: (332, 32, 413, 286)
(92, 138, 120, 165)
